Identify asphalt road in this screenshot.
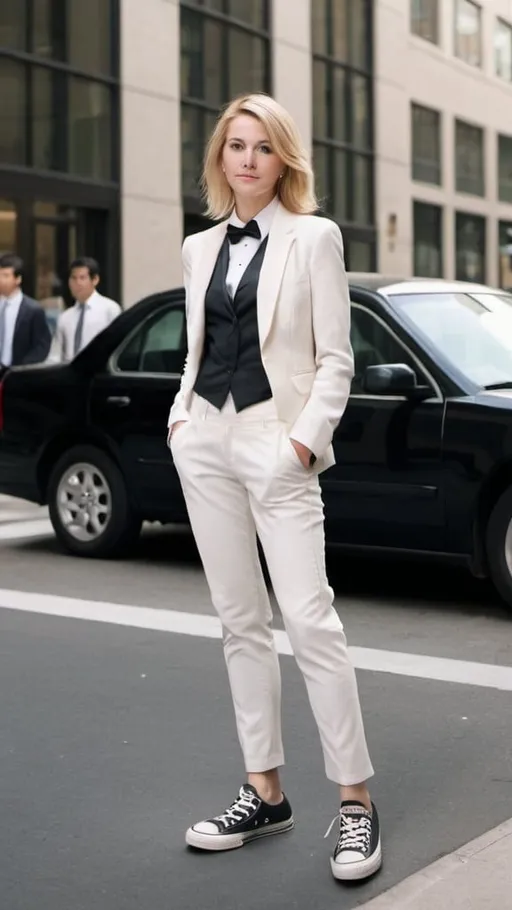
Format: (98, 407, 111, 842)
(1, 498, 511, 910)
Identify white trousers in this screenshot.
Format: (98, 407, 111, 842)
(170, 393, 374, 785)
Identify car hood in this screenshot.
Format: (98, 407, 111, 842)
(472, 388, 512, 409)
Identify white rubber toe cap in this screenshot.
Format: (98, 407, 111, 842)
(191, 821, 220, 835)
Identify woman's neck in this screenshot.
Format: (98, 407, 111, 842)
(234, 193, 275, 224)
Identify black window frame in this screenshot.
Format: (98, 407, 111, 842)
(411, 103, 442, 185)
(180, 0, 271, 220)
(312, 0, 376, 269)
(498, 134, 512, 204)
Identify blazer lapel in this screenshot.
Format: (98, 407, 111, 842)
(257, 203, 296, 349)
(187, 221, 229, 361)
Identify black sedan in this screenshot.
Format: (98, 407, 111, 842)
(3, 275, 512, 614)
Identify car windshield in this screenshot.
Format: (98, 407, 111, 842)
(390, 292, 512, 388)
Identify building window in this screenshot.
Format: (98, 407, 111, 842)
(498, 135, 512, 204)
(411, 0, 438, 44)
(499, 222, 512, 290)
(455, 120, 484, 196)
(454, 0, 482, 68)
(411, 104, 441, 185)
(180, 0, 270, 209)
(0, 0, 118, 180)
(312, 0, 375, 269)
(455, 212, 486, 283)
(495, 20, 512, 82)
(413, 202, 443, 277)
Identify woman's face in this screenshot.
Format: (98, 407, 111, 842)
(221, 114, 284, 208)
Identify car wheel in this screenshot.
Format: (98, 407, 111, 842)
(48, 445, 142, 558)
(485, 486, 512, 614)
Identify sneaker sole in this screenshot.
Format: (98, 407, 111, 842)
(185, 816, 295, 852)
(330, 838, 382, 882)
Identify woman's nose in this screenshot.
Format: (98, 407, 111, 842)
(243, 151, 255, 169)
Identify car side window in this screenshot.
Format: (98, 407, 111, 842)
(350, 303, 429, 395)
(116, 306, 186, 374)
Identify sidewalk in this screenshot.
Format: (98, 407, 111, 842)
(361, 817, 512, 910)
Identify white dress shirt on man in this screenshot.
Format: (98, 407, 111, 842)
(0, 289, 23, 366)
(225, 195, 279, 298)
(48, 290, 121, 363)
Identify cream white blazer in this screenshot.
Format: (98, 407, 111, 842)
(167, 202, 354, 473)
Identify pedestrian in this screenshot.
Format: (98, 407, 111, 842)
(0, 253, 52, 376)
(168, 93, 382, 883)
(48, 257, 121, 363)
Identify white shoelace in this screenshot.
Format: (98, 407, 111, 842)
(325, 810, 372, 853)
(214, 788, 260, 829)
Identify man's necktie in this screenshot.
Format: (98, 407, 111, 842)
(0, 301, 6, 364)
(74, 305, 86, 356)
(226, 220, 261, 244)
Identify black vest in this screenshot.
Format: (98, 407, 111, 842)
(193, 236, 272, 411)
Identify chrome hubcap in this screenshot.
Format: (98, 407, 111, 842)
(505, 519, 512, 579)
(56, 462, 112, 542)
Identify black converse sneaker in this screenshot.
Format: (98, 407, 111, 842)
(327, 800, 382, 882)
(185, 784, 294, 851)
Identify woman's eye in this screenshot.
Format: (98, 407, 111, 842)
(260, 145, 272, 154)
(230, 142, 243, 150)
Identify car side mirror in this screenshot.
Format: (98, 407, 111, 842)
(362, 364, 431, 400)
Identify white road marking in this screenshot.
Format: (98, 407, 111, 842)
(0, 519, 54, 541)
(1, 588, 512, 691)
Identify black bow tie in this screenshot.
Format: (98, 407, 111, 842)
(226, 220, 261, 244)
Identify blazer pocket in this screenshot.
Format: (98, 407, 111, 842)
(291, 371, 315, 394)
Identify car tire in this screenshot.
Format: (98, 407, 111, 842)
(485, 486, 512, 614)
(48, 445, 142, 558)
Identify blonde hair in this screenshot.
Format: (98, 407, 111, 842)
(201, 94, 318, 220)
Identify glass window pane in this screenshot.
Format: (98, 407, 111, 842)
(495, 20, 512, 82)
(228, 0, 266, 28)
(203, 19, 224, 105)
(348, 239, 374, 272)
(0, 200, 17, 253)
(414, 202, 443, 277)
(332, 0, 348, 61)
(333, 149, 348, 220)
(197, 0, 224, 12)
(351, 74, 371, 148)
(351, 0, 371, 69)
(498, 135, 512, 204)
(0, 59, 26, 166)
(412, 104, 441, 184)
(228, 28, 267, 98)
(313, 60, 329, 138)
(353, 154, 372, 224)
(0, 0, 26, 49)
(68, 0, 112, 75)
(455, 0, 481, 68)
(455, 120, 484, 196)
(313, 144, 329, 206)
(411, 0, 439, 44)
(499, 221, 512, 289)
(68, 79, 112, 180)
(31, 0, 64, 59)
(117, 308, 186, 373)
(181, 9, 224, 105)
(32, 67, 65, 172)
(455, 212, 486, 282)
(312, 0, 328, 55)
(332, 67, 348, 142)
(181, 104, 204, 197)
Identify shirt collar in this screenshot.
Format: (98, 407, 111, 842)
(76, 290, 99, 309)
(3, 290, 23, 307)
(229, 196, 279, 240)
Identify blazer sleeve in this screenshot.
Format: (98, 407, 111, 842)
(289, 220, 354, 457)
(167, 236, 194, 429)
(21, 306, 52, 365)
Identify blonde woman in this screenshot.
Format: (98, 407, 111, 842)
(168, 94, 382, 882)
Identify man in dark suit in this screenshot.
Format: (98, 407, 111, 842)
(0, 253, 51, 376)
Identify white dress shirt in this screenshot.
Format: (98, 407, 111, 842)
(225, 196, 279, 297)
(48, 290, 121, 363)
(0, 289, 23, 366)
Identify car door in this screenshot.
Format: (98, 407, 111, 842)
(88, 301, 188, 521)
(322, 299, 446, 552)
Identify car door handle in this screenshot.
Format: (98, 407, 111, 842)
(106, 395, 131, 407)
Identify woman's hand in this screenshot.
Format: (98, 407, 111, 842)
(290, 438, 313, 468)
